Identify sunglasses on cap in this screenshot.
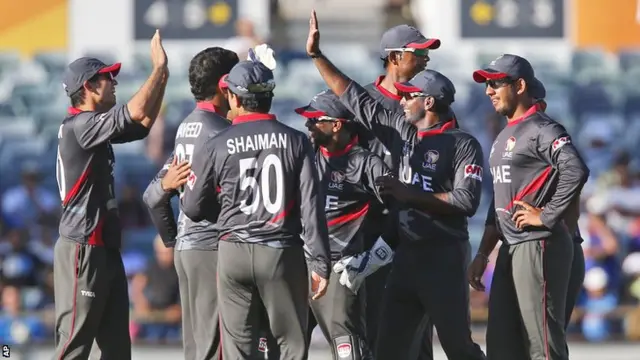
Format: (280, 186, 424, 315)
(384, 48, 430, 58)
(403, 91, 431, 100)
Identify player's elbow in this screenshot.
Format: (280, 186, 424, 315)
(453, 191, 480, 217)
(126, 103, 147, 123)
(182, 204, 204, 222)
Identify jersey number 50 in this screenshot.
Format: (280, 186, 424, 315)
(239, 154, 284, 215)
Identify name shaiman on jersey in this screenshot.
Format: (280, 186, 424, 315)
(226, 133, 288, 154)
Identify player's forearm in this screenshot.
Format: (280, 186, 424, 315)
(477, 224, 500, 257)
(144, 181, 178, 247)
(539, 158, 589, 229)
(409, 191, 475, 216)
(126, 66, 169, 125)
(311, 54, 351, 97)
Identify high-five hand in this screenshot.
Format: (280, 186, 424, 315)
(306, 10, 321, 57)
(150, 29, 168, 69)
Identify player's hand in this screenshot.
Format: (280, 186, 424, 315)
(512, 200, 544, 229)
(161, 157, 190, 191)
(375, 175, 413, 203)
(150, 29, 168, 69)
(306, 9, 321, 57)
(311, 271, 328, 300)
(333, 238, 393, 294)
(468, 254, 488, 291)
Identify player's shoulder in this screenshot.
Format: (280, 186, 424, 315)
(350, 145, 386, 166)
(529, 112, 568, 135)
(449, 128, 482, 147)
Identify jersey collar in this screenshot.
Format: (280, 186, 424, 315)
(417, 119, 456, 138)
(374, 75, 402, 101)
(232, 113, 277, 125)
(507, 103, 543, 127)
(320, 135, 359, 158)
(68, 107, 84, 115)
(196, 101, 225, 116)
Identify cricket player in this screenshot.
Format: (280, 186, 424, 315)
(295, 90, 393, 360)
(360, 25, 440, 359)
(181, 59, 331, 360)
(143, 47, 255, 360)
(471, 54, 590, 360)
(469, 90, 587, 351)
(306, 11, 486, 360)
(53, 30, 169, 360)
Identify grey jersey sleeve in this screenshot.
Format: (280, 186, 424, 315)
(143, 153, 178, 247)
(181, 138, 219, 223)
(485, 197, 497, 227)
(298, 137, 331, 279)
(72, 105, 141, 149)
(536, 123, 590, 229)
(361, 154, 392, 204)
(339, 81, 415, 146)
(111, 121, 150, 143)
(447, 137, 485, 217)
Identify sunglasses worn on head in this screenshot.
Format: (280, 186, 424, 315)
(385, 48, 430, 58)
(308, 116, 342, 124)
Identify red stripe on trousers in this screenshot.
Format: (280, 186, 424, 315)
(542, 240, 550, 360)
(58, 243, 80, 360)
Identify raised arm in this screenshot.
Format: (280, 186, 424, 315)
(305, 10, 413, 146)
(73, 31, 169, 149)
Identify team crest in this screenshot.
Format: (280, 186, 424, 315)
(502, 137, 516, 159)
(329, 171, 345, 190)
(422, 150, 439, 171)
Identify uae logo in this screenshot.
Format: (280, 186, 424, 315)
(505, 136, 516, 152)
(422, 150, 439, 171)
(331, 171, 345, 183)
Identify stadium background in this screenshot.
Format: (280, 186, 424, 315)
(1, 0, 640, 358)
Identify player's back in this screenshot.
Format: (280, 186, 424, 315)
(210, 115, 313, 248)
(173, 105, 230, 249)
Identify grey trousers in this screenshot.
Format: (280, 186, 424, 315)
(218, 241, 309, 360)
(308, 265, 372, 360)
(174, 249, 220, 360)
(486, 235, 574, 360)
(52, 238, 131, 360)
(375, 240, 485, 360)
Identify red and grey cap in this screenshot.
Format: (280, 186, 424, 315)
(295, 90, 353, 120)
(379, 24, 441, 58)
(62, 57, 121, 96)
(472, 54, 545, 98)
(394, 69, 456, 105)
(219, 60, 275, 99)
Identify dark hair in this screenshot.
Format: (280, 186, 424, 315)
(69, 73, 104, 107)
(381, 57, 389, 69)
(189, 47, 239, 101)
(431, 98, 451, 114)
(240, 96, 272, 113)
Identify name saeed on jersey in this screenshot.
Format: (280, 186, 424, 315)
(176, 122, 203, 138)
(226, 133, 288, 154)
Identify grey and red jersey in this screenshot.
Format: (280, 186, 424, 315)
(56, 105, 150, 248)
(315, 137, 390, 259)
(181, 113, 331, 278)
(338, 81, 485, 241)
(143, 103, 230, 250)
(361, 76, 405, 173)
(487, 104, 589, 245)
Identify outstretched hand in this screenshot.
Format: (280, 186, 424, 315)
(306, 9, 321, 57)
